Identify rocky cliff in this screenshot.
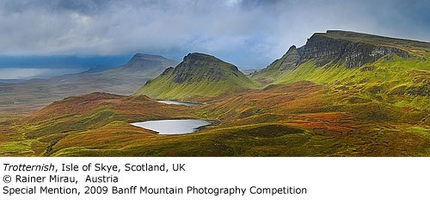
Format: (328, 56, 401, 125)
(297, 31, 409, 68)
(253, 30, 413, 84)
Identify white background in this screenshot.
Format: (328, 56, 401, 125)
(1, 157, 429, 200)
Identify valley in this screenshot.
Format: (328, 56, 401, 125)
(1, 30, 430, 156)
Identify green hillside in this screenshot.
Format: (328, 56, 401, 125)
(3, 30, 430, 157)
(252, 45, 300, 84)
(135, 53, 258, 101)
(253, 30, 430, 110)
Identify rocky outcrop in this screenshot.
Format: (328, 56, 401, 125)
(406, 83, 430, 97)
(297, 33, 409, 68)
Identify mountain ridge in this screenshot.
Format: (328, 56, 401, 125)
(322, 30, 430, 50)
(298, 31, 409, 68)
(252, 30, 427, 84)
(253, 30, 430, 112)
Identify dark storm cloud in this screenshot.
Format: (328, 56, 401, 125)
(0, 0, 429, 69)
(53, 0, 110, 15)
(2, 0, 113, 14)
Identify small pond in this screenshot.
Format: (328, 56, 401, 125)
(157, 100, 202, 106)
(131, 119, 211, 135)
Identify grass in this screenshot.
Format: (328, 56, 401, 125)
(0, 138, 37, 156)
(271, 52, 430, 111)
(50, 123, 311, 156)
(3, 79, 426, 157)
(3, 69, 430, 157)
(2, 32, 430, 157)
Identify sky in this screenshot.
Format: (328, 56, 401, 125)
(1, 0, 430, 79)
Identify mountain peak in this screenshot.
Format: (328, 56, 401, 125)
(184, 52, 215, 59)
(122, 53, 178, 71)
(128, 53, 168, 65)
(172, 52, 239, 83)
(182, 52, 229, 65)
(288, 45, 297, 50)
(132, 53, 165, 59)
(134, 52, 257, 100)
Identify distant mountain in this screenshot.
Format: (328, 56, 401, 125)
(89, 53, 178, 94)
(135, 53, 258, 100)
(121, 54, 176, 70)
(82, 65, 118, 73)
(103, 53, 178, 85)
(0, 54, 178, 112)
(240, 68, 259, 75)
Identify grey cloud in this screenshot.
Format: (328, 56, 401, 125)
(0, 0, 429, 69)
(53, 0, 111, 15)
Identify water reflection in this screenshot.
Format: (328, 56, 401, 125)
(157, 100, 201, 106)
(131, 119, 210, 134)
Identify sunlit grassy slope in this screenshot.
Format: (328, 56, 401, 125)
(6, 80, 430, 157)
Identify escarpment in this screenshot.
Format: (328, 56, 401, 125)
(297, 32, 409, 68)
